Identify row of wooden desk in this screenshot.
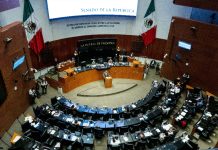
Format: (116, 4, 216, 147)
(46, 65, 145, 93)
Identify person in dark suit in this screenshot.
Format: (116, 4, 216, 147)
(40, 78, 48, 95)
(34, 80, 41, 98)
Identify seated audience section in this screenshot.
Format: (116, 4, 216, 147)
(192, 95, 218, 141)
(9, 74, 207, 150)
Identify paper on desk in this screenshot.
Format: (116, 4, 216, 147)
(182, 135, 189, 143)
(183, 109, 188, 113)
(113, 110, 117, 114)
(181, 111, 186, 116)
(33, 122, 40, 128)
(63, 134, 68, 139)
(197, 126, 203, 131)
(123, 137, 128, 141)
(66, 118, 74, 122)
(139, 117, 144, 121)
(83, 122, 89, 126)
(50, 130, 56, 135)
(144, 132, 152, 137)
(176, 115, 183, 121)
(77, 121, 82, 125)
(54, 142, 61, 148)
(156, 129, 161, 133)
(51, 111, 55, 115)
(54, 112, 60, 117)
(162, 124, 172, 131)
(206, 112, 212, 117)
(112, 139, 120, 145)
(71, 135, 77, 141)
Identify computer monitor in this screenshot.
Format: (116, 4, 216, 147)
(178, 41, 192, 50)
(12, 55, 26, 70)
(81, 61, 86, 68)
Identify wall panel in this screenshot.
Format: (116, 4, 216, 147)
(0, 22, 34, 135)
(31, 35, 166, 69)
(174, 0, 218, 11)
(161, 17, 218, 95)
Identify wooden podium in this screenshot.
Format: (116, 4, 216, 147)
(104, 77, 112, 88)
(103, 71, 112, 88)
(132, 60, 141, 67)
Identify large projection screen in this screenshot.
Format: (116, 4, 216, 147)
(46, 0, 139, 19)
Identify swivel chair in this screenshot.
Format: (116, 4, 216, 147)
(135, 140, 146, 150)
(119, 126, 129, 134)
(94, 127, 105, 139)
(82, 127, 93, 134)
(50, 97, 58, 106)
(129, 123, 141, 133)
(122, 143, 135, 150)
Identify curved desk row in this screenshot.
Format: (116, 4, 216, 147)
(10, 135, 54, 150)
(46, 65, 144, 93)
(38, 104, 163, 129)
(54, 83, 161, 116)
(108, 122, 176, 148)
(152, 135, 199, 150)
(22, 117, 94, 146)
(20, 116, 175, 150)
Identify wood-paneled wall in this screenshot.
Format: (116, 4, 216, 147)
(174, 0, 218, 11)
(161, 17, 218, 95)
(31, 35, 166, 69)
(0, 22, 34, 135)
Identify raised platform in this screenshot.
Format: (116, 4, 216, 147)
(46, 65, 145, 93)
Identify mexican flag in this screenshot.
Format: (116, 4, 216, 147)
(141, 0, 157, 46)
(23, 0, 44, 55)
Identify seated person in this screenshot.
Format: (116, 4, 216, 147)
(152, 80, 159, 88)
(196, 97, 205, 111)
(159, 132, 166, 143)
(138, 131, 146, 140)
(108, 58, 113, 65)
(103, 70, 110, 78)
(130, 52, 134, 57)
(161, 105, 171, 116)
(182, 73, 190, 82)
(174, 77, 181, 85)
(149, 60, 156, 69)
(168, 82, 175, 90)
(165, 97, 176, 107)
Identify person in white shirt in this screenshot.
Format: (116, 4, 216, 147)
(41, 78, 48, 95)
(162, 105, 171, 116)
(29, 88, 37, 104)
(152, 80, 159, 88)
(108, 58, 113, 66)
